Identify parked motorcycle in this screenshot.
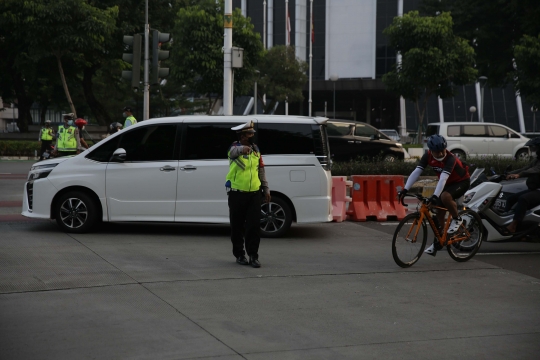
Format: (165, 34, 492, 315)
(463, 166, 540, 242)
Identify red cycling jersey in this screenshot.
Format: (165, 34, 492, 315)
(417, 150, 470, 184)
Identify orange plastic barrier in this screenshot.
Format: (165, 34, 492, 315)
(346, 175, 407, 222)
(331, 176, 352, 222)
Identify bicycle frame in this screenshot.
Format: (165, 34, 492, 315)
(405, 198, 472, 248)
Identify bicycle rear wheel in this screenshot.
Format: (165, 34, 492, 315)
(392, 213, 428, 268)
(447, 209, 485, 262)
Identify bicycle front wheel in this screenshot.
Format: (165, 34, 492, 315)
(447, 209, 485, 262)
(392, 213, 428, 268)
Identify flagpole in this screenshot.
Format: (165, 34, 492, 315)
(309, 0, 313, 117)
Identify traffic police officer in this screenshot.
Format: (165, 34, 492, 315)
(38, 120, 55, 160)
(123, 107, 137, 128)
(54, 113, 81, 157)
(226, 120, 271, 268)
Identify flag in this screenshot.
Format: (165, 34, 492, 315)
(311, 11, 314, 43)
(286, 3, 291, 46)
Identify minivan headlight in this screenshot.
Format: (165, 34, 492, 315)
(28, 163, 58, 181)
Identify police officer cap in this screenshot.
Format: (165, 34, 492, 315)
(123, 106, 132, 112)
(231, 120, 256, 133)
(44, 119, 51, 123)
(62, 113, 75, 119)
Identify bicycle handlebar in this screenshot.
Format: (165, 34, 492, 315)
(399, 193, 428, 207)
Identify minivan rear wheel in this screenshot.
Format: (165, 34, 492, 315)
(452, 150, 466, 161)
(260, 196, 292, 238)
(383, 154, 398, 162)
(55, 191, 98, 234)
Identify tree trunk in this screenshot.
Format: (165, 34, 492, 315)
(10, 71, 32, 133)
(39, 100, 49, 125)
(82, 66, 111, 126)
(55, 53, 77, 116)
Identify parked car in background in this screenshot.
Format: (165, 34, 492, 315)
(425, 122, 531, 160)
(22, 115, 333, 238)
(379, 129, 401, 142)
(326, 119, 408, 161)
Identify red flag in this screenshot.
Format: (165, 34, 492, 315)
(311, 12, 314, 43)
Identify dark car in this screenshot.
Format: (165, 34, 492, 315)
(327, 120, 407, 161)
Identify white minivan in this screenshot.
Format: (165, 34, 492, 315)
(424, 122, 530, 160)
(22, 115, 333, 237)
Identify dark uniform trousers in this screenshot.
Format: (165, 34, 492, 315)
(39, 140, 52, 160)
(228, 190, 261, 259)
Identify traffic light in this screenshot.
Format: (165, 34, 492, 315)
(122, 34, 142, 89)
(151, 30, 171, 85)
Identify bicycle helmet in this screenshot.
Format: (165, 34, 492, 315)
(525, 137, 540, 148)
(427, 134, 447, 152)
(74, 118, 87, 129)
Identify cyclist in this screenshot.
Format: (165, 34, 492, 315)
(398, 135, 471, 256)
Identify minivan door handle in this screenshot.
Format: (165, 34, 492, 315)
(348, 140, 355, 143)
(180, 166, 197, 171)
(160, 166, 176, 172)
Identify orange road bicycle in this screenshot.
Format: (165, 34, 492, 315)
(392, 194, 486, 268)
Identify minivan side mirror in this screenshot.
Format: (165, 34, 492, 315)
(110, 148, 127, 162)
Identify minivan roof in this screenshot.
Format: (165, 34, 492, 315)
(427, 122, 512, 127)
(142, 115, 329, 126)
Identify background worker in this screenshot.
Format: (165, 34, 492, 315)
(122, 107, 137, 128)
(53, 113, 81, 157)
(74, 118, 90, 150)
(38, 120, 55, 160)
(226, 120, 271, 268)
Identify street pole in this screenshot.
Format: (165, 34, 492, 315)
(479, 76, 487, 122)
(263, 1, 266, 49)
(223, 0, 233, 115)
(308, 0, 313, 117)
(254, 80, 257, 115)
(143, 0, 149, 120)
(333, 82, 335, 118)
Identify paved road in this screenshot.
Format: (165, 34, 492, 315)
(1, 161, 539, 359)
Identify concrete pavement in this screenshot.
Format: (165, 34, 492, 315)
(1, 219, 539, 359)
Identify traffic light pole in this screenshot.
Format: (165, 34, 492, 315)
(223, 0, 233, 116)
(143, 0, 150, 120)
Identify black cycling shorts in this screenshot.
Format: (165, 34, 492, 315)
(442, 178, 470, 200)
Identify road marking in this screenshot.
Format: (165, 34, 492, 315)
(380, 223, 399, 226)
(476, 252, 540, 256)
(0, 173, 12, 174)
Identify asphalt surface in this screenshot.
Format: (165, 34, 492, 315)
(1, 160, 539, 359)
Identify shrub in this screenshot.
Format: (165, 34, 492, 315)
(0, 141, 41, 156)
(331, 155, 531, 177)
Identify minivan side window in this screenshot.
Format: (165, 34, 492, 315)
(119, 125, 177, 161)
(86, 137, 120, 162)
(181, 123, 233, 160)
(355, 124, 379, 137)
(257, 123, 315, 154)
(327, 122, 354, 136)
(488, 125, 508, 138)
(462, 125, 487, 137)
(426, 125, 440, 137)
(447, 125, 460, 137)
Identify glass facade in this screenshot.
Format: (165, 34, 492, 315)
(375, 0, 397, 78)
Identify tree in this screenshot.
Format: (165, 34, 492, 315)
(420, 0, 540, 87)
(22, 0, 118, 117)
(257, 45, 308, 114)
(170, 0, 264, 113)
(382, 11, 477, 143)
(513, 34, 540, 107)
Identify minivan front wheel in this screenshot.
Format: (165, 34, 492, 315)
(55, 191, 98, 233)
(452, 150, 466, 161)
(515, 149, 529, 161)
(260, 196, 292, 238)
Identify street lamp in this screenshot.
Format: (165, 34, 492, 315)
(532, 105, 538, 133)
(478, 76, 488, 122)
(469, 106, 476, 122)
(330, 74, 339, 119)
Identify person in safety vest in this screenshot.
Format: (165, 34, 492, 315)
(122, 106, 137, 128)
(53, 113, 81, 157)
(74, 118, 90, 150)
(225, 120, 271, 268)
(38, 120, 55, 160)
(398, 134, 470, 256)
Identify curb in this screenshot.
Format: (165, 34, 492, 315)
(0, 156, 39, 161)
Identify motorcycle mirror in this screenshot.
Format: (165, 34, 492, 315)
(490, 167, 496, 175)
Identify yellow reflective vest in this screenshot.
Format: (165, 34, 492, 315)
(124, 115, 137, 128)
(40, 128, 53, 141)
(226, 143, 262, 192)
(57, 126, 77, 152)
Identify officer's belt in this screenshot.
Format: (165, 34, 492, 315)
(229, 188, 259, 193)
